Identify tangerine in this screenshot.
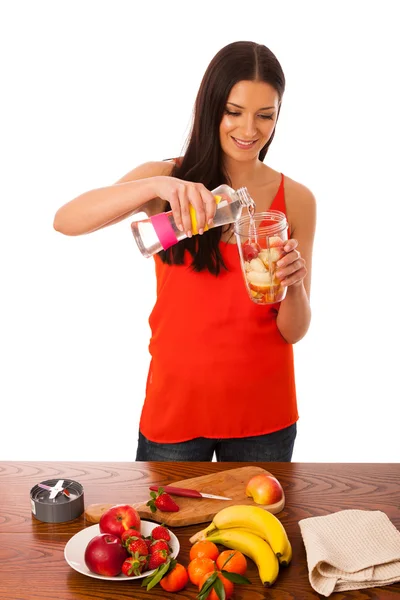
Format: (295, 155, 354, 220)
(189, 540, 220, 562)
(216, 549, 247, 575)
(187, 557, 216, 586)
(198, 570, 234, 600)
(159, 563, 189, 592)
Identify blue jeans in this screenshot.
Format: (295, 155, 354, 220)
(135, 423, 297, 462)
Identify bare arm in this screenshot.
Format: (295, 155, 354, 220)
(53, 161, 173, 236)
(275, 181, 317, 344)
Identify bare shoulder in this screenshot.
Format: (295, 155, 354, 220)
(114, 160, 175, 184)
(284, 175, 316, 230)
(284, 175, 316, 211)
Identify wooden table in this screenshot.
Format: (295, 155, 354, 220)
(0, 462, 399, 599)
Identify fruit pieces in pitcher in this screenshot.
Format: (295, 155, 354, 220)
(242, 237, 286, 304)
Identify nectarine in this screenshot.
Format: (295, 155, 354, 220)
(245, 473, 284, 505)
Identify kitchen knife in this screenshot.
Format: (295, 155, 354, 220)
(149, 485, 231, 500)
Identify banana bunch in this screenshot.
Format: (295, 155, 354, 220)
(189, 505, 292, 587)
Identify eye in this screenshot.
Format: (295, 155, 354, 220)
(224, 109, 241, 117)
(259, 114, 274, 120)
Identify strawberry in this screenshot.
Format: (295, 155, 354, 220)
(147, 549, 168, 570)
(127, 537, 149, 558)
(143, 537, 153, 552)
(243, 242, 261, 261)
(146, 488, 180, 513)
(122, 553, 147, 576)
(150, 539, 170, 554)
(151, 525, 171, 541)
(121, 528, 143, 546)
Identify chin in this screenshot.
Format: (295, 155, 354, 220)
(225, 147, 260, 162)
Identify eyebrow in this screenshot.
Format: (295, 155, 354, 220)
(227, 102, 276, 110)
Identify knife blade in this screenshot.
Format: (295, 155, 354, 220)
(149, 485, 231, 500)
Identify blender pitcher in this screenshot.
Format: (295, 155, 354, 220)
(234, 211, 288, 305)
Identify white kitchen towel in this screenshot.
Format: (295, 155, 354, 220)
(298, 509, 400, 597)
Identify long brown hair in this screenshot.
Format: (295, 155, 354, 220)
(159, 41, 286, 275)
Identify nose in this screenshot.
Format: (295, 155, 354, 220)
(242, 114, 257, 138)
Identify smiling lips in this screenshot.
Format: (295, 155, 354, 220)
(232, 136, 258, 150)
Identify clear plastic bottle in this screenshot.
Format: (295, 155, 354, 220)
(131, 184, 255, 257)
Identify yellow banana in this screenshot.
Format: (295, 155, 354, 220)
(205, 527, 279, 587)
(278, 538, 292, 566)
(235, 527, 292, 566)
(190, 505, 290, 557)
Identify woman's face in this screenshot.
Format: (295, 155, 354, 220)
(219, 80, 280, 162)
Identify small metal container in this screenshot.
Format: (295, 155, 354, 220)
(30, 478, 84, 523)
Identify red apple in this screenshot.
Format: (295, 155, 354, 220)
(84, 533, 128, 576)
(245, 473, 284, 505)
(99, 504, 141, 537)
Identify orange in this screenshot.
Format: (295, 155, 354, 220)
(216, 549, 247, 575)
(189, 540, 220, 562)
(159, 563, 189, 592)
(187, 557, 216, 586)
(198, 570, 234, 600)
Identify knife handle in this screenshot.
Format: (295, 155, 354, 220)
(149, 485, 202, 498)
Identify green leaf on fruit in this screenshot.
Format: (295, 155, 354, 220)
(220, 570, 251, 584)
(146, 500, 157, 513)
(141, 559, 172, 591)
(197, 571, 218, 600)
(221, 552, 235, 570)
(168, 558, 177, 571)
(213, 577, 225, 600)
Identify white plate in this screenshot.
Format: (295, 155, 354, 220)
(64, 521, 180, 581)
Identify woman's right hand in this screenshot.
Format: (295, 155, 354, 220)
(153, 176, 217, 236)
(53, 161, 217, 237)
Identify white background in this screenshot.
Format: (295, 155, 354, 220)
(1, 1, 399, 462)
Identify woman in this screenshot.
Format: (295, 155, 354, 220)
(54, 41, 316, 462)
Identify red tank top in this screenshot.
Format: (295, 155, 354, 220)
(139, 174, 298, 442)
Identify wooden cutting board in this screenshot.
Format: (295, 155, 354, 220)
(84, 466, 285, 527)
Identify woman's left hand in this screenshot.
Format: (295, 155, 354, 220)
(275, 239, 307, 288)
